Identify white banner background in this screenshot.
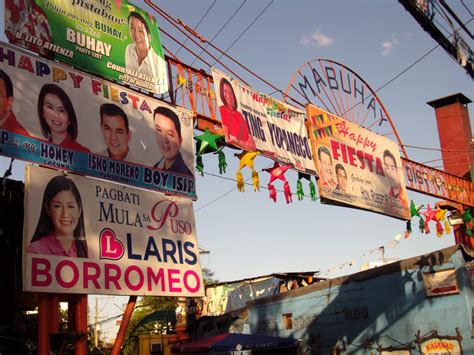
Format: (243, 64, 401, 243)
(212, 68, 316, 174)
(23, 165, 204, 296)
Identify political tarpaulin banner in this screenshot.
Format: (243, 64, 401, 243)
(5, 0, 168, 94)
(0, 42, 195, 199)
(23, 165, 204, 296)
(306, 104, 410, 220)
(212, 68, 316, 174)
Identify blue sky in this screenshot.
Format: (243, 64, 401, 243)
(0, 0, 472, 340)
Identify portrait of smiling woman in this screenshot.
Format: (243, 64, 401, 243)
(27, 175, 88, 258)
(37, 83, 90, 152)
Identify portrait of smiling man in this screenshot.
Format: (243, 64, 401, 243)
(153, 106, 192, 176)
(125, 11, 168, 92)
(97, 103, 140, 163)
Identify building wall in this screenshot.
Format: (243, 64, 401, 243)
(246, 246, 473, 354)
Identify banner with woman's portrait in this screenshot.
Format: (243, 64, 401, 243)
(0, 42, 196, 199)
(212, 68, 316, 175)
(5, 0, 168, 94)
(306, 104, 410, 220)
(23, 165, 204, 296)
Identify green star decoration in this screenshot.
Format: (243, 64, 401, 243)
(194, 128, 224, 155)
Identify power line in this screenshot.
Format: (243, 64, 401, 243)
(175, 0, 217, 57)
(211, 0, 274, 67)
(190, 1, 247, 67)
(402, 144, 474, 153)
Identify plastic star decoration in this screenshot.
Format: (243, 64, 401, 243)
(234, 151, 260, 193)
(194, 128, 224, 155)
(421, 204, 437, 225)
(264, 162, 291, 184)
(235, 151, 260, 171)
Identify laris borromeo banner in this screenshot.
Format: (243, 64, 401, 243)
(212, 68, 316, 174)
(0, 42, 195, 199)
(23, 165, 204, 296)
(306, 104, 410, 220)
(5, 0, 168, 94)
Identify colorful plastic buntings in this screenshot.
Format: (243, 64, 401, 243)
(264, 162, 291, 203)
(234, 151, 260, 193)
(194, 128, 226, 176)
(296, 172, 318, 202)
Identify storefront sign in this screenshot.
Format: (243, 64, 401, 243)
(212, 68, 316, 174)
(419, 338, 461, 354)
(402, 158, 474, 207)
(306, 104, 410, 220)
(5, 0, 168, 94)
(0, 42, 195, 199)
(23, 165, 204, 296)
(422, 269, 459, 297)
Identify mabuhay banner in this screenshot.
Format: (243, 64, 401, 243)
(5, 0, 168, 94)
(212, 68, 316, 174)
(0, 42, 196, 199)
(306, 104, 410, 220)
(23, 165, 204, 296)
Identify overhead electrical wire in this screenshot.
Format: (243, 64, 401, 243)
(422, 151, 474, 165)
(190, 0, 248, 67)
(145, 0, 250, 84)
(174, 0, 217, 57)
(146, 0, 305, 107)
(460, 0, 474, 17)
(403, 144, 474, 153)
(210, 0, 274, 67)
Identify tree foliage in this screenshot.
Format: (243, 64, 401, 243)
(121, 268, 217, 353)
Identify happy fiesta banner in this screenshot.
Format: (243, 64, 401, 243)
(5, 0, 168, 94)
(212, 68, 317, 175)
(23, 165, 204, 296)
(306, 104, 410, 220)
(0, 42, 196, 199)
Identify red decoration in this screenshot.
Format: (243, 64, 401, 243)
(264, 162, 291, 185)
(268, 184, 277, 203)
(284, 181, 292, 204)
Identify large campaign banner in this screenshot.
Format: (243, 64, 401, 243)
(5, 0, 168, 94)
(306, 104, 410, 220)
(212, 68, 316, 174)
(0, 42, 196, 199)
(23, 165, 204, 296)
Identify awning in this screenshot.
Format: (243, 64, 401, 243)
(171, 332, 299, 353)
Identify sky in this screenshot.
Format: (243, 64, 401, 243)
(0, 0, 473, 342)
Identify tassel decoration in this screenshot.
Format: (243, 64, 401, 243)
(196, 155, 204, 176)
(309, 180, 317, 202)
(268, 184, 277, 202)
(218, 150, 227, 174)
(296, 179, 304, 201)
(252, 169, 260, 192)
(284, 181, 292, 204)
(236, 171, 244, 192)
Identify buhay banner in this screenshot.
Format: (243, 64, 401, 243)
(306, 104, 410, 220)
(5, 0, 168, 94)
(212, 68, 316, 174)
(23, 165, 204, 296)
(0, 42, 195, 199)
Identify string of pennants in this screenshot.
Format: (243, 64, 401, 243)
(320, 234, 404, 277)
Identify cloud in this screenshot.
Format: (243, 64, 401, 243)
(381, 36, 399, 56)
(300, 31, 334, 48)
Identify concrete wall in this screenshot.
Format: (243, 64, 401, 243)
(246, 246, 473, 354)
